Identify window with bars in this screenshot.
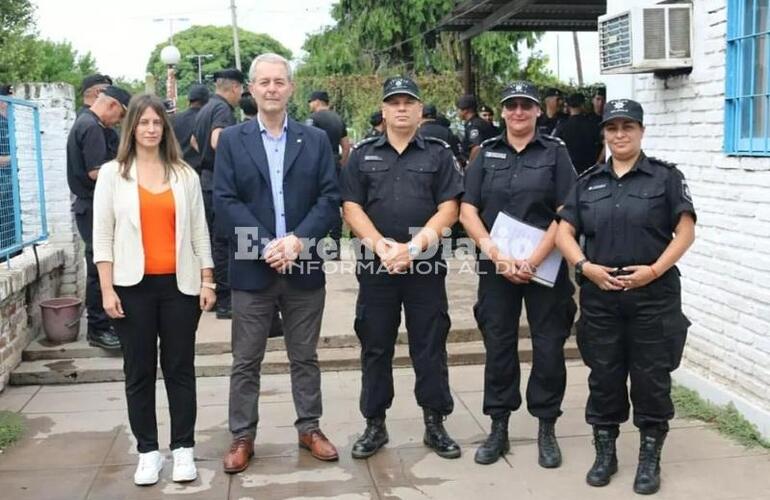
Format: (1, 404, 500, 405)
(726, 0, 770, 155)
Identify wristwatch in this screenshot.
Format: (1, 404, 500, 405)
(201, 282, 217, 290)
(575, 259, 588, 276)
(407, 242, 421, 259)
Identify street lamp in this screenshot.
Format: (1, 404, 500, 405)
(160, 44, 181, 109)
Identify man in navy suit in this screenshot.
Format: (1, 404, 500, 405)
(214, 53, 341, 473)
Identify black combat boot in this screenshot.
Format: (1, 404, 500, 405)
(351, 417, 389, 459)
(633, 430, 666, 495)
(423, 409, 461, 459)
(474, 414, 509, 465)
(537, 419, 562, 468)
(586, 426, 619, 487)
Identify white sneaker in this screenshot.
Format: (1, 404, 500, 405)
(134, 450, 164, 486)
(172, 447, 197, 482)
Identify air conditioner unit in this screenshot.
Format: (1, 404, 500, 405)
(599, 4, 693, 74)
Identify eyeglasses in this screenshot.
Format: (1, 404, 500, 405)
(503, 99, 536, 111)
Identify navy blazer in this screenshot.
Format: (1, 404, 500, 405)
(213, 117, 341, 291)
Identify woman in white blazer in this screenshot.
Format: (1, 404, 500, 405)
(93, 94, 215, 486)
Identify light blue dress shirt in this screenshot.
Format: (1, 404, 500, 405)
(257, 113, 288, 238)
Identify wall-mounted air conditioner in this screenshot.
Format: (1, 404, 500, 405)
(599, 4, 693, 74)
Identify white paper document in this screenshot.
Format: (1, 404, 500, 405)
(489, 211, 563, 288)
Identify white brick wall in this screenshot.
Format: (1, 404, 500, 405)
(617, 0, 770, 429)
(15, 83, 82, 298)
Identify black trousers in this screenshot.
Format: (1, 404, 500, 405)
(475, 262, 576, 421)
(576, 269, 690, 432)
(354, 265, 454, 418)
(73, 198, 111, 331)
(201, 170, 231, 309)
(113, 275, 201, 453)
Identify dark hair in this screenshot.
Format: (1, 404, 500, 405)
(239, 92, 258, 116)
(116, 94, 186, 180)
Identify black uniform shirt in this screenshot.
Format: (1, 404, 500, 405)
(463, 133, 576, 232)
(341, 133, 464, 244)
(307, 109, 347, 162)
(559, 152, 697, 268)
(463, 115, 498, 156)
(537, 111, 568, 136)
(173, 107, 202, 171)
(419, 120, 463, 160)
(192, 94, 236, 171)
(66, 109, 119, 199)
(554, 113, 602, 175)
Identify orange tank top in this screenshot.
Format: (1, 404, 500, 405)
(139, 185, 176, 274)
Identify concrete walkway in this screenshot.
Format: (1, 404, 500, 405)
(1, 362, 769, 499)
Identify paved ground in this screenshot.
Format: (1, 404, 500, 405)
(1, 362, 769, 499)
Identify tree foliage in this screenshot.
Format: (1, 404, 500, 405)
(146, 25, 292, 103)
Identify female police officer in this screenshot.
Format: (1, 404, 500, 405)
(460, 81, 577, 468)
(556, 99, 696, 495)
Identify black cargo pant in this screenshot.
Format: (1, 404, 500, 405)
(354, 263, 454, 418)
(475, 262, 576, 421)
(576, 269, 690, 433)
(73, 197, 111, 332)
(201, 169, 231, 310)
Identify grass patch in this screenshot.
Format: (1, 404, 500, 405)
(672, 385, 770, 449)
(0, 411, 24, 451)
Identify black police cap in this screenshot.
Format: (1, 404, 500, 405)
(500, 81, 540, 105)
(456, 94, 477, 110)
(80, 74, 113, 94)
(0, 84, 12, 96)
(382, 76, 420, 101)
(566, 93, 585, 107)
(479, 104, 493, 114)
(308, 90, 330, 103)
(213, 68, 244, 83)
(369, 111, 383, 127)
(542, 87, 562, 99)
(187, 84, 210, 103)
(600, 99, 644, 127)
(422, 103, 438, 118)
(101, 85, 131, 109)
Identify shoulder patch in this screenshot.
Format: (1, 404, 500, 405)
(577, 163, 601, 179)
(542, 134, 566, 146)
(480, 135, 502, 148)
(647, 156, 676, 168)
(352, 136, 379, 150)
(424, 136, 451, 149)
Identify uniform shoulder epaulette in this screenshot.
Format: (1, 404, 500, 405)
(542, 134, 566, 146)
(647, 156, 676, 168)
(480, 135, 502, 148)
(352, 136, 379, 150)
(423, 136, 451, 149)
(577, 163, 601, 179)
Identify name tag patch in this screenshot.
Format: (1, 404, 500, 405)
(484, 152, 507, 159)
(364, 155, 383, 161)
(588, 183, 607, 191)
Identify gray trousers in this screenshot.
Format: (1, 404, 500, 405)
(228, 277, 325, 438)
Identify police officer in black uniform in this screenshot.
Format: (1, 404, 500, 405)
(554, 93, 603, 175)
(341, 77, 464, 460)
(460, 81, 577, 467)
(77, 74, 113, 117)
(556, 99, 696, 495)
(192, 68, 243, 318)
(365, 111, 385, 138)
(457, 94, 498, 164)
(66, 85, 131, 349)
(419, 103, 463, 160)
(537, 87, 568, 136)
(173, 84, 209, 172)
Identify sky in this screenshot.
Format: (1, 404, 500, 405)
(31, 0, 603, 86)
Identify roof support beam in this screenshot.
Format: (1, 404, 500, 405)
(459, 0, 534, 41)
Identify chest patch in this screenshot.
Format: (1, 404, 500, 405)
(588, 183, 607, 191)
(364, 155, 384, 161)
(484, 151, 507, 159)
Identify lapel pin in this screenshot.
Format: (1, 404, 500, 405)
(297, 138, 302, 143)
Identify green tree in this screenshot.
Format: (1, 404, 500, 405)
(146, 25, 292, 107)
(0, 0, 38, 82)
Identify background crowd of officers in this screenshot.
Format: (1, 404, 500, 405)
(64, 65, 694, 496)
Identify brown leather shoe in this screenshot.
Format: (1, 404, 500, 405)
(223, 436, 254, 473)
(299, 429, 339, 461)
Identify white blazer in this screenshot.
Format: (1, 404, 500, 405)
(92, 159, 214, 295)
